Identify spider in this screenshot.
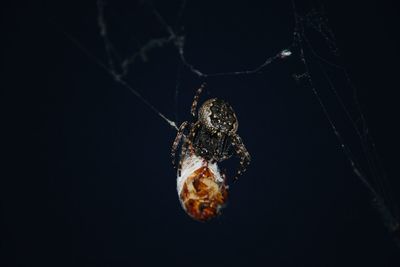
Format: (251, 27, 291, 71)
(171, 84, 251, 221)
(171, 83, 251, 181)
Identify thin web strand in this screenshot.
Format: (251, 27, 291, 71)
(301, 9, 398, 218)
(291, 0, 399, 246)
(151, 7, 293, 78)
(96, 0, 178, 130)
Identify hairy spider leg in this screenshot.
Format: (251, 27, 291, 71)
(218, 135, 234, 162)
(171, 121, 189, 168)
(231, 134, 251, 180)
(190, 83, 206, 117)
(177, 139, 189, 177)
(186, 122, 201, 155)
(177, 122, 201, 176)
(173, 85, 207, 175)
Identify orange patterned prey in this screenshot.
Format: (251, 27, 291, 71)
(177, 155, 228, 221)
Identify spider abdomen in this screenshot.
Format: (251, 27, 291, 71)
(199, 98, 238, 135)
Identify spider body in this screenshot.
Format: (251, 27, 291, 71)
(172, 85, 250, 180)
(171, 84, 251, 221)
(192, 98, 238, 162)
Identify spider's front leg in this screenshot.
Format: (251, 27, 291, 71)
(186, 121, 201, 155)
(177, 141, 189, 177)
(231, 134, 251, 181)
(190, 83, 206, 117)
(171, 121, 189, 168)
(176, 122, 200, 176)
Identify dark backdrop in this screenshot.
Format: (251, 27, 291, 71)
(2, 0, 400, 266)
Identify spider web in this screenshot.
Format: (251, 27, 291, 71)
(60, 0, 399, 249)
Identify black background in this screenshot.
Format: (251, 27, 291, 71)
(2, 0, 400, 266)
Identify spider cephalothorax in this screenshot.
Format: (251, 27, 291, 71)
(199, 98, 238, 135)
(171, 84, 251, 221)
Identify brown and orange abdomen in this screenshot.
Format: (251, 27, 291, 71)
(179, 165, 228, 221)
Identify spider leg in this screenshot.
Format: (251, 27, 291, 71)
(187, 121, 201, 154)
(171, 121, 189, 168)
(218, 135, 234, 162)
(177, 140, 188, 177)
(177, 122, 200, 176)
(231, 134, 251, 181)
(191, 83, 206, 117)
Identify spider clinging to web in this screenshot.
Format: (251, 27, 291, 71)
(171, 84, 251, 221)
